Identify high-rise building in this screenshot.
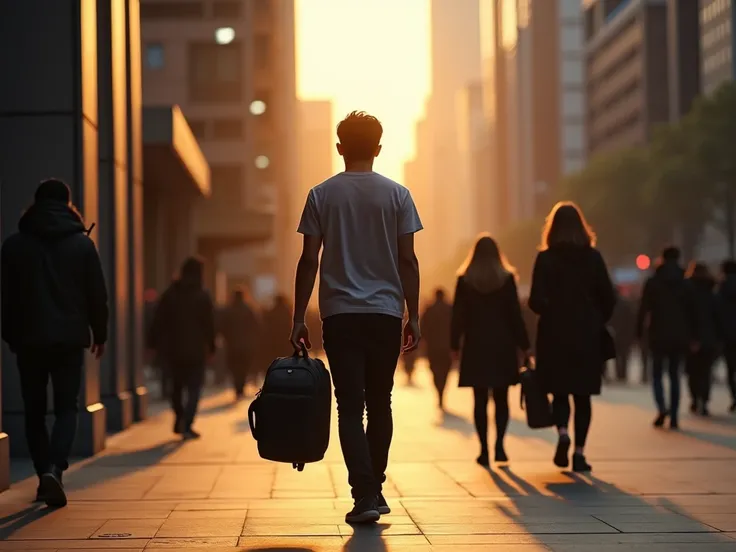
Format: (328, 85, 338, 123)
(667, 0, 701, 121)
(427, 0, 482, 271)
(700, 0, 735, 95)
(480, 0, 586, 229)
(140, 0, 297, 299)
(585, 0, 669, 157)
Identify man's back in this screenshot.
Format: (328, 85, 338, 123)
(1, 200, 108, 351)
(298, 171, 422, 319)
(639, 261, 690, 352)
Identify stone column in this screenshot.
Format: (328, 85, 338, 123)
(97, 0, 133, 433)
(126, 0, 148, 421)
(0, 190, 8, 492)
(0, 0, 106, 458)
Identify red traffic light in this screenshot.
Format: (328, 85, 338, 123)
(636, 254, 651, 271)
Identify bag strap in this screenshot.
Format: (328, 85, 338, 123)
(292, 342, 310, 360)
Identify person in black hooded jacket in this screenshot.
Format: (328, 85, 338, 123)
(1, 179, 108, 508)
(147, 257, 215, 439)
(684, 262, 719, 416)
(716, 259, 736, 413)
(636, 246, 694, 429)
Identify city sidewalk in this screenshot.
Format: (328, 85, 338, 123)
(1, 361, 736, 551)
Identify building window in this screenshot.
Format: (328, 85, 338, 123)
(188, 42, 242, 103)
(145, 43, 165, 70)
(188, 119, 207, 140)
(254, 34, 271, 70)
(141, 1, 204, 19)
(213, 119, 244, 140)
(212, 0, 241, 18)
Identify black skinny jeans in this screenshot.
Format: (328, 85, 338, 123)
(472, 386, 509, 451)
(16, 346, 85, 476)
(552, 394, 592, 449)
(323, 314, 403, 500)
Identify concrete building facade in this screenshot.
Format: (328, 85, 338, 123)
(700, 0, 735, 95)
(585, 0, 669, 157)
(140, 0, 296, 300)
(479, 0, 586, 230)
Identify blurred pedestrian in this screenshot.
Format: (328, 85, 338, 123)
(529, 202, 616, 473)
(289, 111, 422, 523)
(636, 247, 693, 429)
(1, 179, 108, 508)
(219, 287, 260, 399)
(147, 257, 215, 439)
(451, 235, 530, 467)
(421, 288, 453, 409)
(263, 294, 293, 363)
(610, 287, 636, 383)
(636, 246, 693, 429)
(716, 259, 736, 413)
(685, 262, 719, 416)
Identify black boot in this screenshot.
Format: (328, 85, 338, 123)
(41, 466, 67, 508)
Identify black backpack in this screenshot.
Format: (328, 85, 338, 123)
(248, 347, 332, 471)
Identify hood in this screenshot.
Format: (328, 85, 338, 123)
(18, 200, 87, 240)
(654, 260, 685, 283)
(721, 274, 736, 298)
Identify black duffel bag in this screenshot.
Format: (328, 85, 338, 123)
(519, 361, 554, 429)
(248, 346, 332, 471)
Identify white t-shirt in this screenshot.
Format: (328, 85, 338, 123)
(297, 171, 423, 320)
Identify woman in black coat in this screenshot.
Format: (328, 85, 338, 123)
(451, 235, 531, 467)
(529, 202, 616, 473)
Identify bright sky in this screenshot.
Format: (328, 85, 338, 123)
(295, 0, 431, 181)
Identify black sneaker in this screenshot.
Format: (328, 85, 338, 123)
(183, 428, 201, 440)
(345, 496, 380, 524)
(476, 451, 490, 468)
(670, 418, 679, 430)
(572, 453, 592, 473)
(554, 434, 571, 468)
(173, 418, 184, 435)
(376, 492, 390, 515)
(41, 467, 67, 508)
(34, 480, 46, 503)
(653, 412, 667, 428)
(494, 444, 508, 463)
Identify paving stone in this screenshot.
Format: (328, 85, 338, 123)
(155, 517, 245, 538)
(3, 364, 736, 550)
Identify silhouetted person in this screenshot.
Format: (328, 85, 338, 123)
(610, 288, 636, 382)
(220, 288, 260, 399)
(529, 202, 616, 473)
(263, 294, 293, 362)
(1, 179, 108, 508)
(402, 345, 419, 386)
(421, 288, 453, 408)
(636, 246, 692, 429)
(685, 262, 719, 416)
(147, 257, 215, 439)
(717, 259, 736, 412)
(451, 235, 530, 467)
(290, 111, 422, 524)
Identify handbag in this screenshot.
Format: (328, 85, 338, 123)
(519, 358, 554, 429)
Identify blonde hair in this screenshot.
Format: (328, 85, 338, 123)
(458, 233, 517, 293)
(540, 201, 596, 250)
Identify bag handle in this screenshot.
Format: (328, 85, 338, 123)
(292, 342, 310, 360)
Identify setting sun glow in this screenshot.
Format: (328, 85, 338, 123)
(296, 0, 431, 181)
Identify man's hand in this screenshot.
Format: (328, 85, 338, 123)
(402, 318, 421, 354)
(90, 343, 106, 360)
(290, 321, 312, 352)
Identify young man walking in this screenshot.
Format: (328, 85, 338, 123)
(1, 179, 109, 508)
(290, 111, 422, 524)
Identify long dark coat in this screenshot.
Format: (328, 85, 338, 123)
(528, 245, 616, 396)
(451, 274, 530, 388)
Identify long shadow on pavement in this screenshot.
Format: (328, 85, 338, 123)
(0, 505, 54, 539)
